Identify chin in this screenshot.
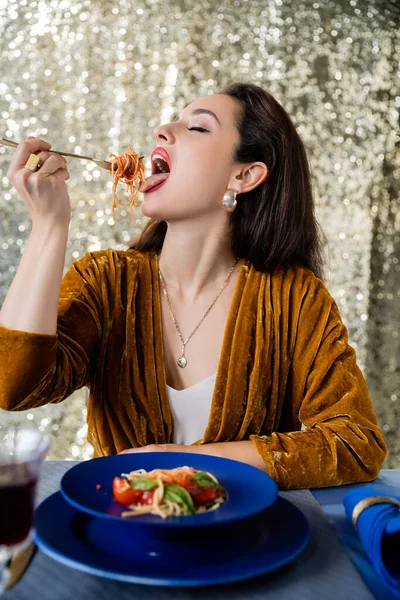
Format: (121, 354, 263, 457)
(141, 189, 183, 220)
(141, 189, 216, 222)
(140, 195, 167, 219)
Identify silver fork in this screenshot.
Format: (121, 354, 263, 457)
(0, 137, 144, 171)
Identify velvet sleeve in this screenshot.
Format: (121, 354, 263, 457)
(0, 252, 104, 411)
(250, 272, 387, 489)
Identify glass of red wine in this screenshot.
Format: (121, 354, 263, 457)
(0, 427, 49, 592)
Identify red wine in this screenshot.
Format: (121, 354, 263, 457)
(0, 463, 37, 546)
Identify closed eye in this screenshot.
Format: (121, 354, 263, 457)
(187, 127, 210, 133)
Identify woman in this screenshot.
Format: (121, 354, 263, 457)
(0, 82, 386, 488)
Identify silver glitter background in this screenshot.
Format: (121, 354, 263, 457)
(0, 0, 399, 465)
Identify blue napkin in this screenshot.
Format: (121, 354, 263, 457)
(344, 485, 400, 598)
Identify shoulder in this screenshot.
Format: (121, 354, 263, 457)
(69, 248, 154, 274)
(62, 249, 155, 294)
(252, 263, 336, 316)
(254, 262, 330, 296)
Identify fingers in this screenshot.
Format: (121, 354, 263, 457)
(7, 137, 71, 185)
(34, 151, 52, 167)
(36, 152, 68, 178)
(14, 137, 52, 169)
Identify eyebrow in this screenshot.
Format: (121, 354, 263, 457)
(173, 108, 221, 126)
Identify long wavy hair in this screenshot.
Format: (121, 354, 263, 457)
(130, 82, 325, 279)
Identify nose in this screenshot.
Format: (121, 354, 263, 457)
(153, 122, 174, 143)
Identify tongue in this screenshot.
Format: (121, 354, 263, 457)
(139, 173, 169, 192)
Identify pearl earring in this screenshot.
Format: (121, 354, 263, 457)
(222, 189, 238, 212)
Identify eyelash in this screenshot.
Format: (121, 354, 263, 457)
(187, 127, 209, 133)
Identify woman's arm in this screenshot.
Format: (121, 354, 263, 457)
(247, 276, 387, 489)
(0, 221, 69, 334)
(0, 251, 104, 411)
(120, 441, 268, 472)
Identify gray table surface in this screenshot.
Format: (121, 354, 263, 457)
(3, 461, 375, 600)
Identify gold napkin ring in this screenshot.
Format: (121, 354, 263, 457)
(352, 495, 400, 533)
(24, 153, 41, 172)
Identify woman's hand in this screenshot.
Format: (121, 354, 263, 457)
(118, 441, 268, 473)
(119, 443, 198, 455)
(7, 136, 71, 226)
(119, 442, 269, 473)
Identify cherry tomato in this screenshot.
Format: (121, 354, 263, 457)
(112, 477, 155, 507)
(183, 482, 224, 507)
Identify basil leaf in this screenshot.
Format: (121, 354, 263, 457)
(164, 484, 195, 514)
(129, 476, 159, 491)
(192, 471, 222, 489)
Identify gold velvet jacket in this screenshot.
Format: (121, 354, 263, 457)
(0, 249, 386, 488)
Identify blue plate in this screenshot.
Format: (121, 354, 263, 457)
(61, 452, 278, 527)
(35, 491, 310, 586)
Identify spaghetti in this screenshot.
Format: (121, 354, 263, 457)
(109, 145, 146, 221)
(112, 466, 226, 519)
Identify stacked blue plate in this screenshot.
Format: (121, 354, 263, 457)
(34, 452, 310, 586)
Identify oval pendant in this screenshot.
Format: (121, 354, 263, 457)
(177, 356, 187, 368)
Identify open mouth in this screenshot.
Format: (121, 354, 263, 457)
(152, 154, 170, 175)
(139, 151, 171, 193)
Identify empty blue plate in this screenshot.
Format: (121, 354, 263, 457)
(35, 491, 310, 586)
(60, 452, 278, 527)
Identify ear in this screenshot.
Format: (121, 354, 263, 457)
(229, 162, 268, 195)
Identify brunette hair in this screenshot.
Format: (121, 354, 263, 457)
(130, 82, 325, 279)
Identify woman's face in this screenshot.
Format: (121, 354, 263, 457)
(141, 94, 243, 221)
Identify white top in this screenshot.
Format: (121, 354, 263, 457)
(167, 373, 217, 445)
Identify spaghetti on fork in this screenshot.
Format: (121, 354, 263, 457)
(109, 145, 146, 221)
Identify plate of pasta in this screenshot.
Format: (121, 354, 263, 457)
(60, 452, 278, 526)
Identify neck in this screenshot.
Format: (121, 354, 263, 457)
(158, 218, 237, 301)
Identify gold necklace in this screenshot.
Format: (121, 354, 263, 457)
(158, 258, 239, 369)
